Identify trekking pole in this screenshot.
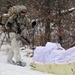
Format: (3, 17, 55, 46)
(0, 32, 6, 50)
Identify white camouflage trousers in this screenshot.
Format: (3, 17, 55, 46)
(7, 32, 21, 63)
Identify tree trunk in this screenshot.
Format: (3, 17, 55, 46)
(45, 18, 50, 44)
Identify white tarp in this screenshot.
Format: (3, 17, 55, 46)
(32, 42, 66, 63)
(32, 46, 44, 61)
(32, 42, 75, 63)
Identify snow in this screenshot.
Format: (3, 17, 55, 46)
(0, 47, 54, 75)
(0, 29, 54, 75)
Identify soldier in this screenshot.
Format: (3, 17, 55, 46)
(5, 5, 31, 66)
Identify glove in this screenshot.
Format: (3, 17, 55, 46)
(7, 22, 13, 29)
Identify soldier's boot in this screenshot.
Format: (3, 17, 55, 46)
(16, 61, 26, 67)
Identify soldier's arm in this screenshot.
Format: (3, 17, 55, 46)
(5, 14, 15, 30)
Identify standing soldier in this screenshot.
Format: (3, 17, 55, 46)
(5, 5, 31, 66)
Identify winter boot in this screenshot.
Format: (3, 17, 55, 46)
(16, 61, 26, 67)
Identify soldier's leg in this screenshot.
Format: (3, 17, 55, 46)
(7, 32, 16, 64)
(13, 41, 21, 62)
(12, 38, 25, 66)
(10, 32, 21, 62)
(7, 48, 14, 64)
(9, 32, 26, 66)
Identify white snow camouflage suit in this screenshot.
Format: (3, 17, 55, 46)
(5, 7, 31, 65)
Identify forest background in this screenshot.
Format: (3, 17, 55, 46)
(0, 0, 75, 49)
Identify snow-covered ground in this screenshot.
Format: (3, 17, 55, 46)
(0, 47, 54, 75)
(0, 29, 54, 75)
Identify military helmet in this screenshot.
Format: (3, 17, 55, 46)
(19, 5, 27, 13)
(8, 5, 27, 15)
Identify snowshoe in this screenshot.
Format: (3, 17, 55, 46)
(15, 61, 26, 67)
(7, 60, 26, 67)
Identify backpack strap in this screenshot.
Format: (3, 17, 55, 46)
(14, 15, 21, 34)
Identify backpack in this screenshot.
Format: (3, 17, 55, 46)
(1, 5, 26, 25)
(1, 13, 10, 25)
